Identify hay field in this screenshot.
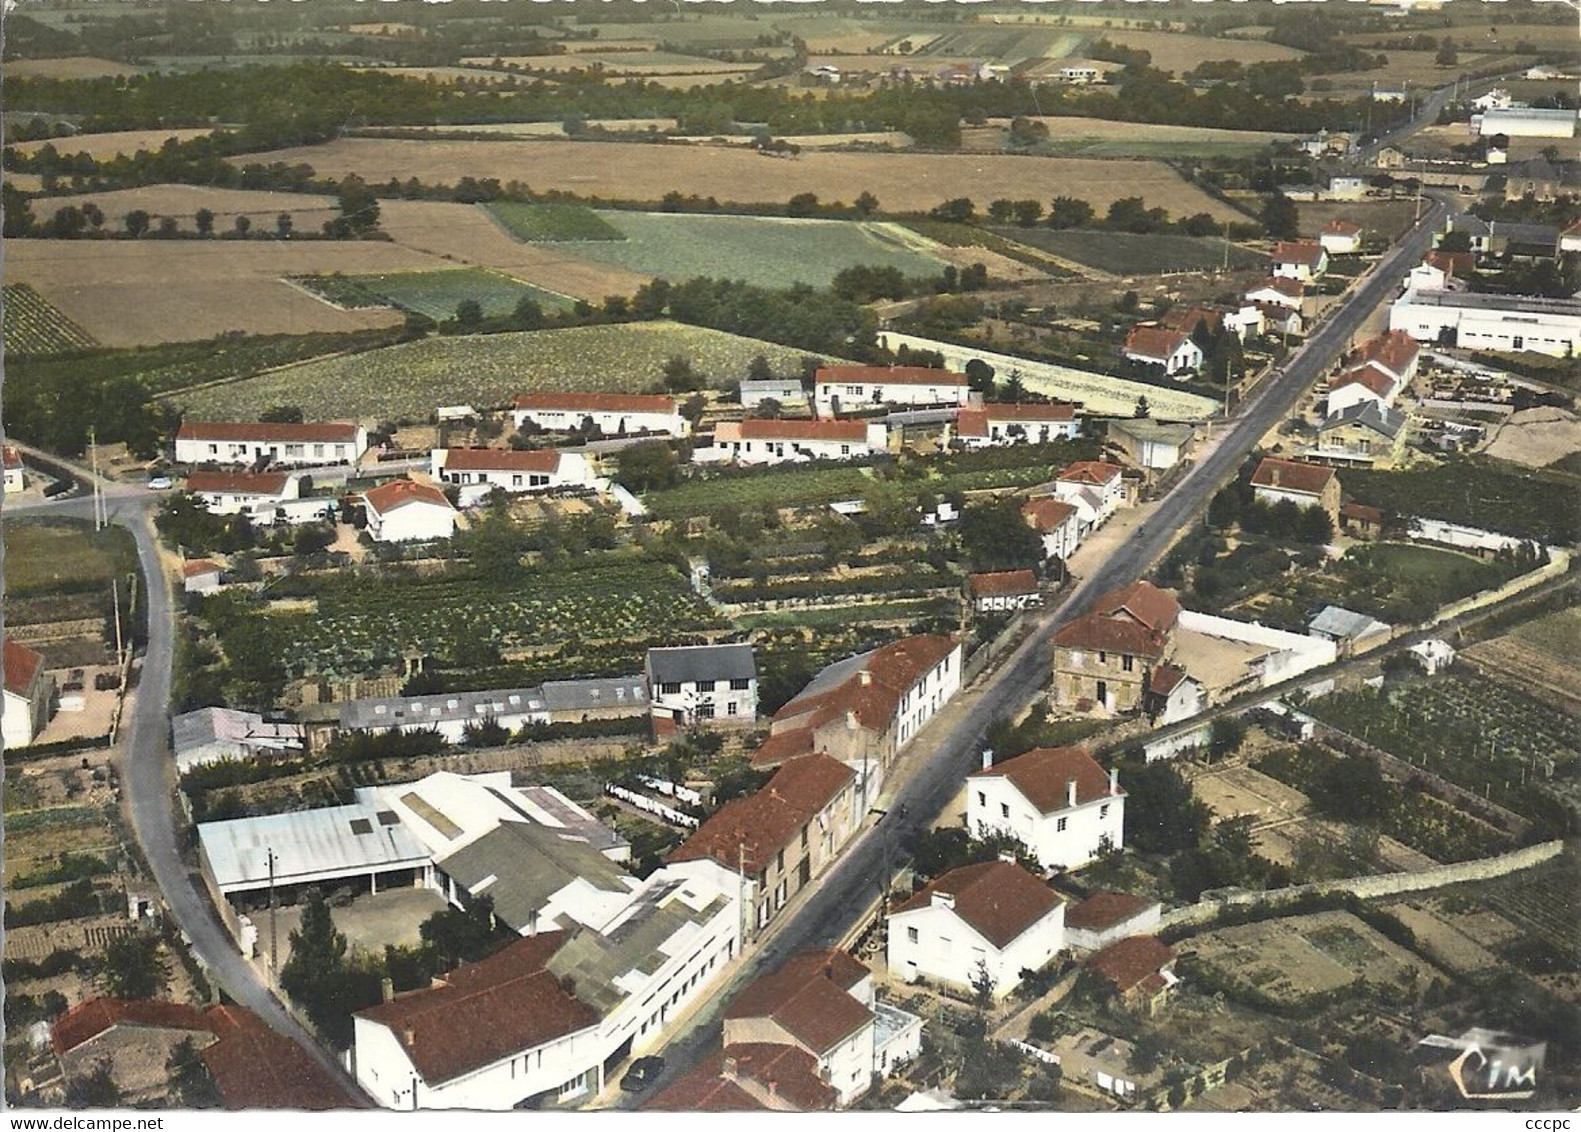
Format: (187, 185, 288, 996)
(238, 138, 1248, 220)
(11, 128, 216, 159)
(5, 56, 145, 80)
(1297, 201, 1418, 241)
(35, 184, 340, 230)
(471, 53, 756, 76)
(964, 115, 1293, 158)
(1310, 51, 1510, 97)
(347, 65, 526, 85)
(4, 240, 421, 347)
(1093, 29, 1304, 73)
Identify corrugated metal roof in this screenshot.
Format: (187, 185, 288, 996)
(436, 823, 632, 934)
(1308, 605, 1391, 640)
(198, 804, 428, 890)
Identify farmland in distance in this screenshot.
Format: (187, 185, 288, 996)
(293, 267, 572, 319)
(998, 229, 1269, 275)
(2, 284, 98, 356)
(166, 321, 839, 422)
(483, 202, 626, 242)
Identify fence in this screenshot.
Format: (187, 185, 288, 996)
(604, 783, 700, 829)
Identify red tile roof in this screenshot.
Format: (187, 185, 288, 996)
(52, 998, 209, 1057)
(4, 638, 45, 698)
(1057, 460, 1123, 487)
(1341, 501, 1384, 524)
(440, 447, 561, 472)
(1331, 363, 1395, 399)
(200, 1003, 359, 1110)
(186, 470, 291, 496)
(647, 1056, 766, 1112)
(892, 861, 1062, 948)
(3, 444, 22, 470)
(182, 559, 223, 578)
(1086, 935, 1176, 995)
(177, 421, 360, 444)
(1065, 890, 1158, 933)
(362, 478, 452, 516)
(721, 1044, 839, 1110)
(1272, 240, 1325, 267)
(1123, 325, 1191, 363)
(1323, 220, 1362, 236)
(1249, 277, 1305, 299)
(772, 634, 959, 733)
(1053, 612, 1170, 659)
(671, 753, 854, 875)
(968, 569, 1038, 598)
(815, 365, 967, 388)
(1352, 329, 1419, 378)
(1147, 663, 1189, 697)
(734, 419, 872, 443)
(1425, 250, 1476, 278)
(1159, 307, 1222, 335)
(512, 392, 676, 414)
(1091, 581, 1180, 633)
(750, 727, 818, 769)
(957, 402, 1078, 437)
(1022, 497, 1079, 534)
(357, 932, 598, 1086)
(971, 745, 1118, 814)
(1250, 457, 1336, 497)
(1255, 302, 1301, 326)
(724, 949, 872, 1054)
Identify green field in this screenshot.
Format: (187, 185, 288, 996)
(293, 268, 571, 319)
(553, 212, 949, 290)
(1343, 461, 1579, 546)
(4, 519, 137, 598)
(644, 465, 876, 520)
(2, 284, 97, 356)
(166, 321, 839, 422)
(1040, 137, 1281, 159)
(1344, 542, 1511, 589)
(996, 228, 1267, 274)
(483, 201, 626, 242)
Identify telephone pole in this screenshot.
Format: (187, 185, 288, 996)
(268, 847, 279, 979)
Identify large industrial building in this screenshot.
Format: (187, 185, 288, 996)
(1389, 289, 1581, 358)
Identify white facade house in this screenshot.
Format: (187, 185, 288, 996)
(887, 860, 1065, 1000)
(4, 445, 25, 494)
(1319, 221, 1363, 256)
(1121, 326, 1203, 376)
(1223, 304, 1265, 340)
(968, 570, 1041, 613)
(1061, 891, 1161, 954)
(430, 448, 595, 503)
(1022, 498, 1083, 564)
(1052, 461, 1126, 528)
(966, 746, 1125, 871)
(186, 469, 300, 516)
(954, 403, 1079, 448)
(739, 379, 806, 410)
(3, 639, 53, 749)
(814, 366, 971, 415)
(1108, 419, 1195, 471)
(182, 559, 224, 594)
(174, 421, 367, 468)
(1245, 278, 1305, 311)
(1270, 241, 1329, 282)
(361, 479, 457, 543)
(700, 419, 887, 466)
(1390, 288, 1581, 358)
(511, 393, 688, 438)
(645, 644, 758, 729)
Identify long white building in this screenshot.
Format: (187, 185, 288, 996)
(511, 393, 687, 438)
(1390, 289, 1581, 358)
(699, 419, 887, 465)
(175, 421, 367, 468)
(430, 447, 596, 502)
(814, 365, 971, 415)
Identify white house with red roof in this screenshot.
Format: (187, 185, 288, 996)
(967, 569, 1041, 612)
(1270, 240, 1329, 282)
(1250, 457, 1340, 521)
(361, 479, 457, 543)
(814, 365, 971, 415)
(511, 393, 687, 438)
(1121, 326, 1203, 377)
(1021, 497, 1083, 563)
(1324, 329, 1420, 417)
(1244, 277, 1305, 311)
(3, 638, 54, 748)
(186, 469, 300, 517)
(182, 559, 225, 595)
(954, 402, 1079, 449)
(1063, 891, 1162, 952)
(4, 444, 25, 494)
(699, 418, 888, 466)
(1318, 220, 1363, 256)
(174, 421, 367, 468)
(966, 745, 1125, 869)
(887, 859, 1066, 999)
(1051, 460, 1126, 529)
(430, 447, 594, 503)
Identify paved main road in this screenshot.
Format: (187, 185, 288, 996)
(623, 193, 1451, 1105)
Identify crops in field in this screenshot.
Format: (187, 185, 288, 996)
(646, 465, 876, 520)
(2, 285, 98, 356)
(167, 321, 837, 422)
(293, 268, 570, 319)
(484, 202, 626, 242)
(996, 229, 1267, 274)
(1343, 461, 1579, 546)
(222, 561, 721, 678)
(559, 211, 948, 291)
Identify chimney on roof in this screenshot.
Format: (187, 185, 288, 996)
(381, 977, 394, 1003)
(846, 710, 859, 731)
(1109, 767, 1119, 796)
(723, 1055, 739, 1077)
(1270, 465, 1281, 488)
(981, 748, 994, 771)
(859, 669, 873, 687)
(403, 1026, 415, 1046)
(998, 850, 1017, 865)
(931, 891, 955, 909)
(1067, 779, 1078, 808)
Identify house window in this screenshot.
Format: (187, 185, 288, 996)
(1122, 655, 1134, 673)
(726, 702, 738, 716)
(977, 791, 986, 808)
(208, 444, 218, 455)
(1057, 817, 1068, 832)
(777, 848, 785, 872)
(660, 682, 682, 696)
(730, 678, 751, 691)
(907, 926, 919, 944)
(1101, 804, 1110, 819)
(1099, 651, 1108, 664)
(801, 826, 808, 849)
(512, 474, 523, 487)
(1001, 803, 1010, 819)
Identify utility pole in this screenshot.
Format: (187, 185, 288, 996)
(89, 427, 105, 531)
(111, 576, 124, 666)
(268, 847, 278, 979)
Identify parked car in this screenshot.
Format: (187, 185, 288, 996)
(147, 476, 174, 490)
(620, 1056, 665, 1093)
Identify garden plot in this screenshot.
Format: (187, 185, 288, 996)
(168, 321, 831, 422)
(1379, 899, 1508, 976)
(2, 284, 97, 356)
(483, 202, 626, 242)
(1484, 407, 1581, 470)
(995, 229, 1267, 275)
(1191, 911, 1436, 1009)
(1461, 607, 1581, 716)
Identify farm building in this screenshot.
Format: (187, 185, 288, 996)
(1245, 277, 1305, 311)
(1051, 580, 1180, 715)
(1250, 458, 1340, 521)
(361, 479, 457, 543)
(1269, 241, 1328, 282)
(511, 392, 687, 438)
(814, 365, 971, 415)
(1121, 326, 1203, 377)
(887, 860, 1065, 1000)
(4, 445, 24, 493)
(645, 643, 758, 732)
(739, 378, 806, 410)
(1314, 401, 1408, 468)
(1108, 419, 1195, 472)
(747, 634, 963, 805)
(699, 418, 887, 466)
(717, 949, 922, 1107)
(955, 402, 1080, 448)
(966, 745, 1125, 871)
(967, 569, 1041, 612)
(3, 638, 53, 748)
(1051, 460, 1127, 531)
(1477, 107, 1578, 138)
(670, 752, 858, 935)
(1390, 288, 1581, 358)
(1022, 497, 1083, 564)
(1063, 891, 1162, 953)
(1084, 936, 1178, 1017)
(1319, 220, 1363, 256)
(174, 421, 368, 468)
(182, 559, 224, 594)
(430, 447, 596, 502)
(1308, 605, 1392, 657)
(172, 706, 303, 774)
(337, 675, 648, 742)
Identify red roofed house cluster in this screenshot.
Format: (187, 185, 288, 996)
(1051, 580, 1182, 716)
(814, 364, 971, 415)
(1324, 329, 1421, 418)
(1022, 496, 1083, 564)
(1049, 459, 1128, 531)
(966, 745, 1125, 869)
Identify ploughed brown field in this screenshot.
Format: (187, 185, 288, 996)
(10, 128, 216, 159)
(5, 56, 146, 80)
(34, 184, 341, 230)
(233, 138, 1250, 220)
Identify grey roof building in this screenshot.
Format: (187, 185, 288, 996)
(1320, 399, 1405, 439)
(1308, 605, 1392, 654)
(172, 707, 303, 773)
(435, 822, 634, 935)
(645, 644, 759, 728)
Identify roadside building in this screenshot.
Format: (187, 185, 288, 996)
(966, 745, 1124, 870)
(1389, 289, 1581, 358)
(739, 379, 806, 411)
(172, 706, 303, 774)
(1051, 581, 1180, 714)
(645, 643, 758, 731)
(3, 638, 53, 749)
(1319, 220, 1363, 256)
(511, 393, 688, 438)
(182, 559, 224, 594)
(1307, 604, 1392, 656)
(1249, 458, 1340, 522)
(1315, 401, 1408, 468)
(186, 469, 301, 521)
(174, 421, 367, 468)
(1476, 107, 1578, 138)
(1269, 241, 1329, 282)
(1244, 277, 1305, 311)
(954, 402, 1079, 448)
(814, 365, 971, 415)
(1107, 419, 1195, 472)
(361, 479, 457, 543)
(887, 860, 1065, 998)
(1121, 326, 1203, 377)
(1021, 497, 1083, 564)
(1051, 460, 1126, 530)
(967, 569, 1041, 612)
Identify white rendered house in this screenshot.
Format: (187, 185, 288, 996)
(701, 419, 887, 465)
(814, 365, 971, 415)
(511, 393, 687, 438)
(361, 479, 457, 543)
(966, 746, 1125, 870)
(175, 421, 367, 468)
(430, 448, 595, 501)
(955, 403, 1079, 448)
(3, 639, 53, 749)
(1022, 498, 1083, 563)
